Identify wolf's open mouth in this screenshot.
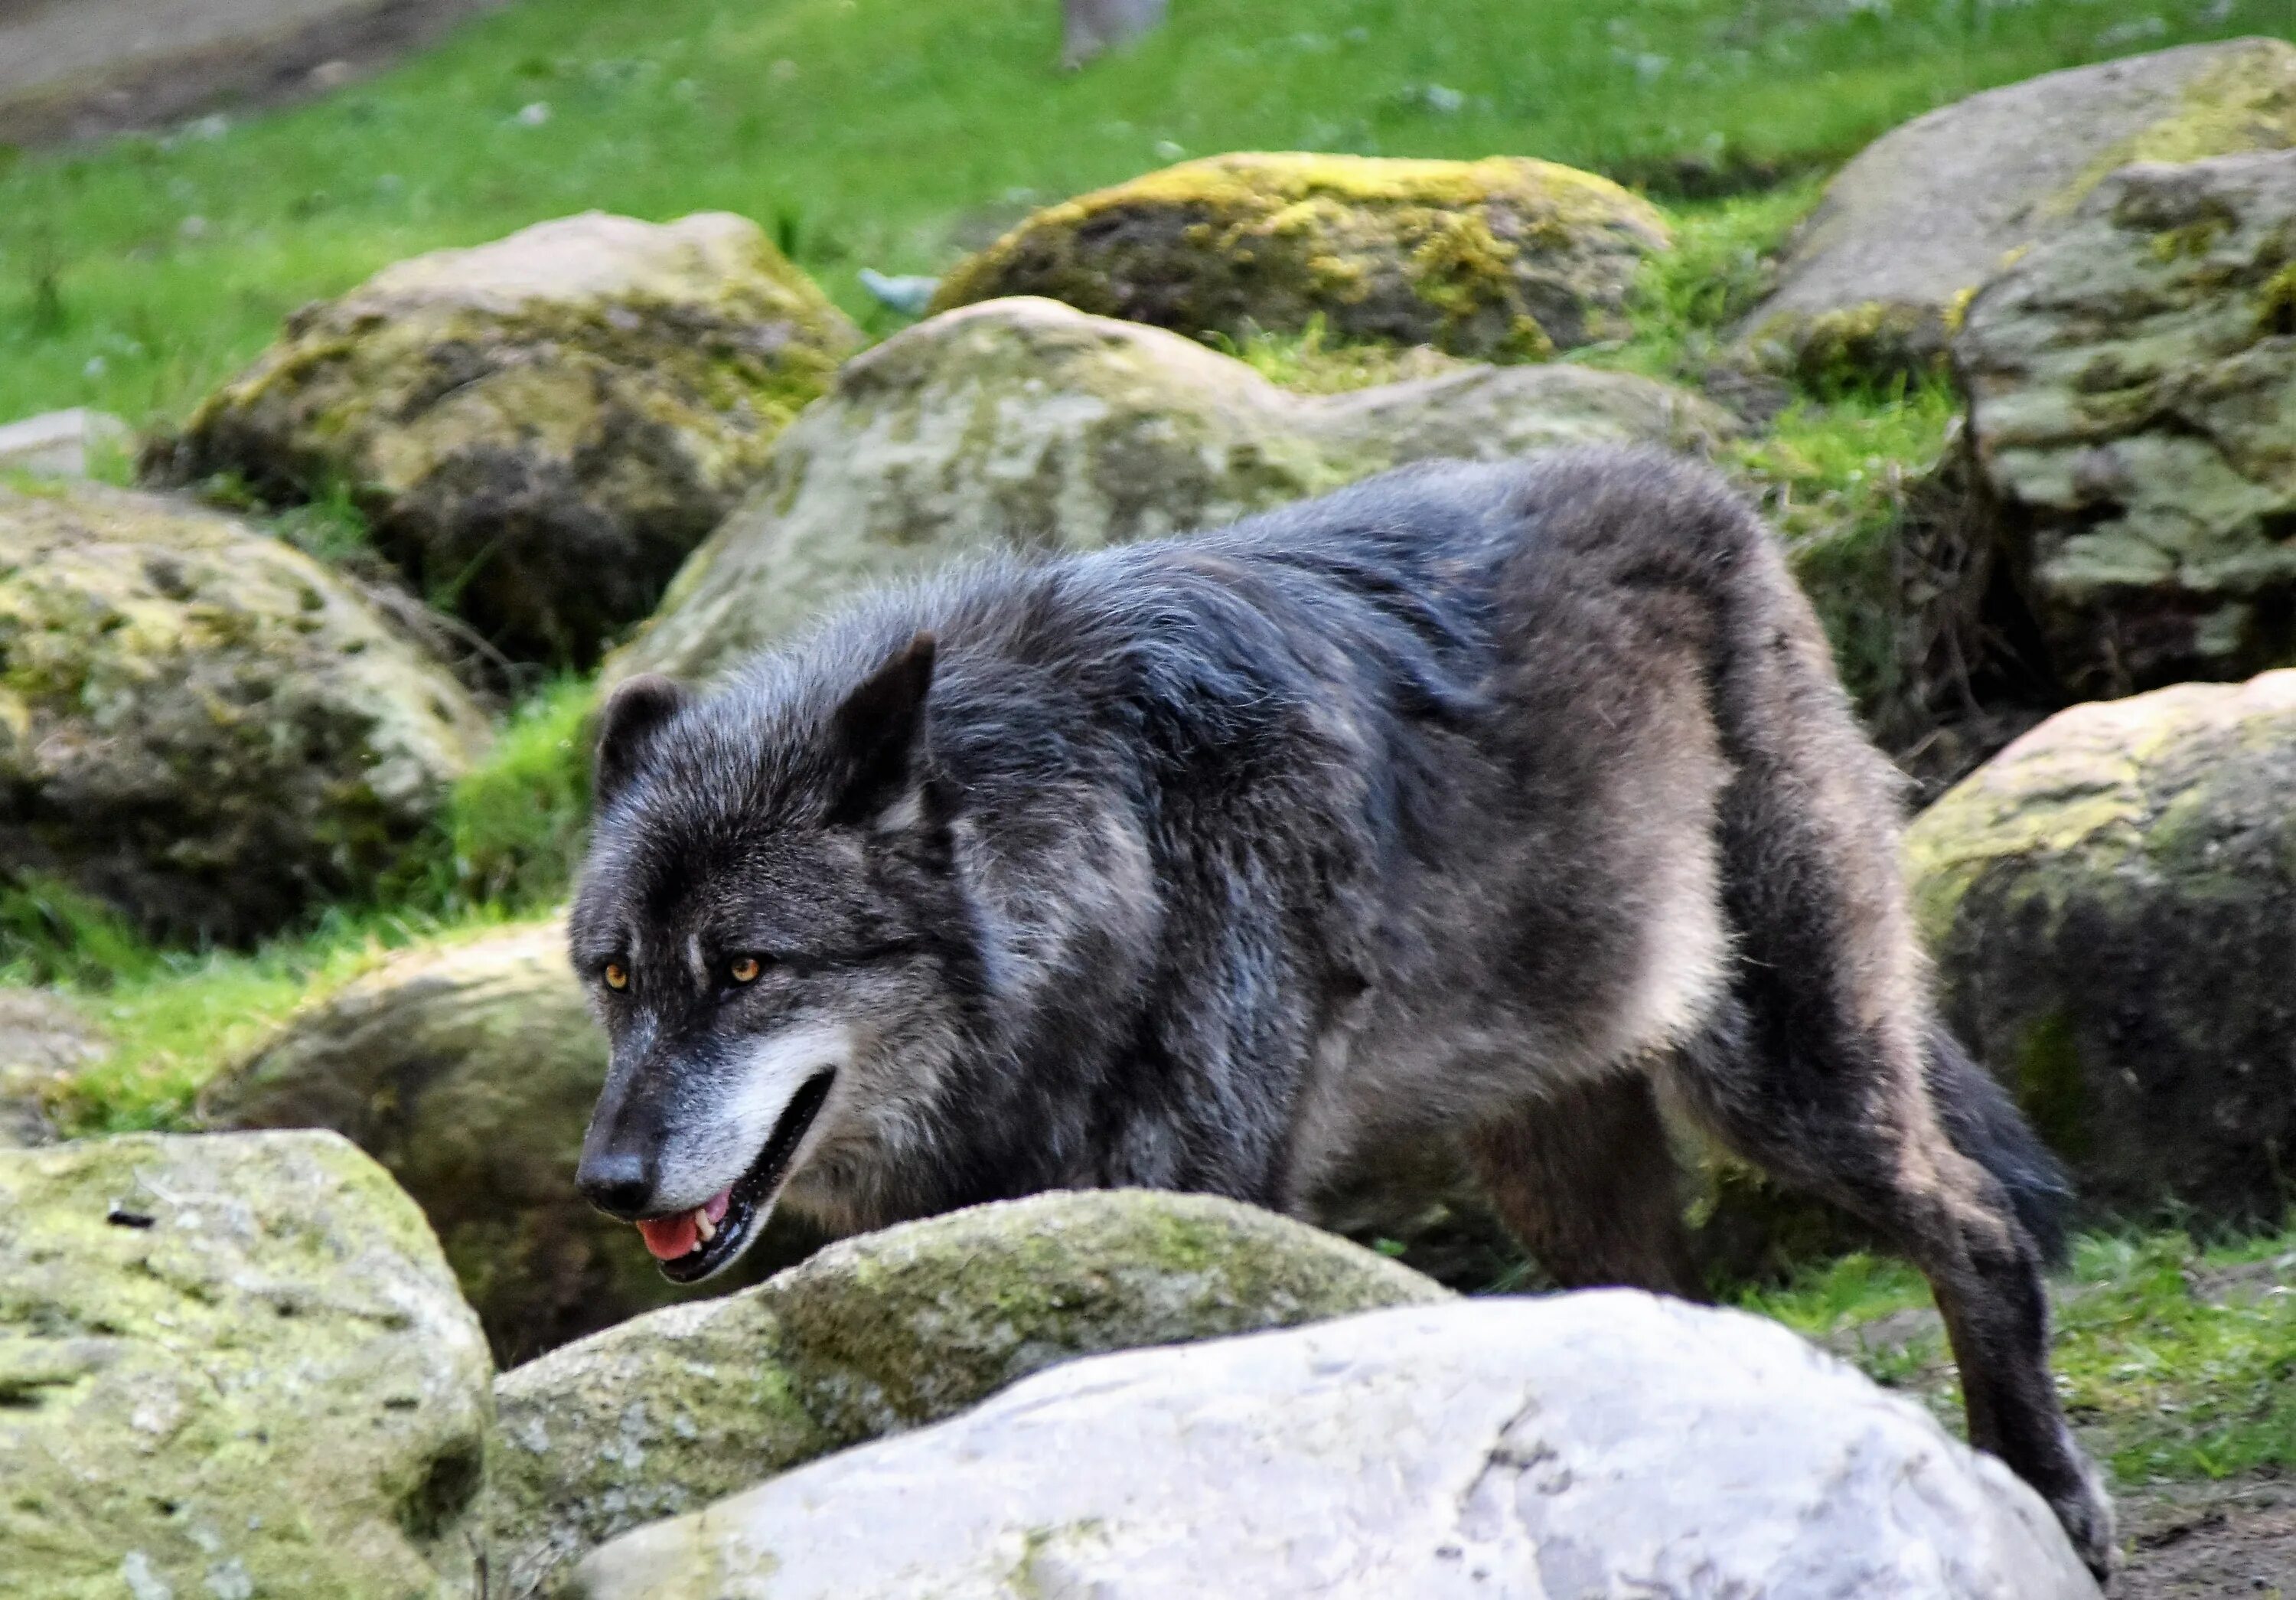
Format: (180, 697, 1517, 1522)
(635, 1070, 835, 1284)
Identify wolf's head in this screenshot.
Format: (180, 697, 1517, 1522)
(568, 633, 978, 1282)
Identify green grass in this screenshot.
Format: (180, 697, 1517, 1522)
(3, 0, 2286, 429)
(1750, 1228, 2296, 1486)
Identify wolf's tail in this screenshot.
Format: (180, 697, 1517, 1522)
(1923, 1022, 2072, 1265)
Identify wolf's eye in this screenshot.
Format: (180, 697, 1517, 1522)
(602, 962, 629, 991)
(728, 955, 762, 984)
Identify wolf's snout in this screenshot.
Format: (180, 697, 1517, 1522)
(575, 1146, 657, 1220)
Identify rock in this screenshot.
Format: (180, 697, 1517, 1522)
(0, 482, 490, 943)
(1906, 670, 2296, 1223)
(931, 154, 1671, 361)
(0, 1130, 494, 1597)
(568, 1292, 2098, 1600)
(1955, 149, 2296, 697)
(1061, 0, 1166, 70)
(490, 1190, 1446, 1598)
(612, 296, 1732, 684)
(1743, 38, 2296, 380)
(201, 919, 819, 1365)
(146, 211, 863, 664)
(0, 987, 105, 1148)
(0, 407, 129, 478)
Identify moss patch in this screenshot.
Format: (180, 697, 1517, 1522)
(932, 152, 1668, 361)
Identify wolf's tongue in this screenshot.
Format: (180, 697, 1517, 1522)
(634, 1212, 697, 1260)
(634, 1188, 736, 1261)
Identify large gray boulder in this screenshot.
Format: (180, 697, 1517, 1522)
(1743, 38, 2296, 380)
(0, 1131, 494, 1598)
(201, 919, 818, 1364)
(0, 482, 491, 943)
(611, 296, 1733, 685)
(147, 212, 863, 664)
(1956, 149, 2296, 697)
(490, 1190, 1447, 1598)
(568, 1293, 2099, 1600)
(1906, 668, 2296, 1225)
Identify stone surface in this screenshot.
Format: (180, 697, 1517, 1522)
(0, 1130, 494, 1597)
(569, 1293, 2098, 1600)
(1744, 38, 2296, 380)
(491, 1190, 1446, 1598)
(147, 211, 863, 664)
(1956, 149, 2296, 697)
(0, 407, 129, 478)
(612, 296, 1731, 685)
(0, 986, 105, 1148)
(1061, 0, 1166, 70)
(1906, 670, 2296, 1223)
(932, 153, 1671, 361)
(201, 919, 818, 1365)
(0, 482, 490, 943)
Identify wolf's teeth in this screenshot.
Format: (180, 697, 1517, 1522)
(694, 1210, 716, 1244)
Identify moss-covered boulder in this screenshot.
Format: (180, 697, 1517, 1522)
(931, 153, 1671, 361)
(1906, 670, 2296, 1223)
(488, 1190, 1447, 1598)
(0, 988, 102, 1148)
(1955, 149, 2296, 698)
(146, 212, 863, 664)
(201, 919, 819, 1367)
(1743, 38, 2296, 382)
(0, 1130, 494, 1597)
(0, 483, 490, 944)
(612, 296, 1731, 684)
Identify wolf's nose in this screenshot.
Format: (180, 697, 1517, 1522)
(576, 1149, 656, 1220)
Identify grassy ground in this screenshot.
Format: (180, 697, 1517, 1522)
(1752, 1229, 2296, 1488)
(2, 0, 2285, 428)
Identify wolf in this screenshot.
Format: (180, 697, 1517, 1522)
(570, 448, 2113, 1576)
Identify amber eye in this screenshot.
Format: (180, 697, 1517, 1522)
(729, 955, 762, 984)
(602, 962, 629, 992)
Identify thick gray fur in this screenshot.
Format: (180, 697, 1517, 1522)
(570, 449, 2114, 1577)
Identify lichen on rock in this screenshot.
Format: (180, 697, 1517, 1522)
(0, 482, 491, 943)
(610, 296, 1732, 686)
(931, 153, 1671, 361)
(0, 1130, 494, 1598)
(1741, 37, 2296, 383)
(1955, 148, 2296, 697)
(1905, 669, 2296, 1223)
(488, 1189, 1446, 1598)
(145, 211, 863, 665)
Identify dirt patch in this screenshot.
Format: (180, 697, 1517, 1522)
(2120, 1477, 2294, 1599)
(0, 0, 509, 149)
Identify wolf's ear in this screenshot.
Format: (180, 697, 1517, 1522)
(827, 632, 938, 829)
(595, 673, 692, 811)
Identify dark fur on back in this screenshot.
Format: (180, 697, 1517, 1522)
(573, 448, 2109, 1572)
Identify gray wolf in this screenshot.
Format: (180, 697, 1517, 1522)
(570, 449, 2113, 1576)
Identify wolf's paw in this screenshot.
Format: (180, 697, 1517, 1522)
(2050, 1442, 2119, 1589)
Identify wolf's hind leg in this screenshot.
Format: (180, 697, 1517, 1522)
(1670, 1001, 2116, 1581)
(1465, 1070, 1704, 1301)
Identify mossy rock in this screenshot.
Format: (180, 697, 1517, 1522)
(1905, 670, 2296, 1223)
(201, 919, 820, 1367)
(0, 986, 101, 1148)
(0, 482, 490, 944)
(0, 1130, 494, 1598)
(931, 152, 1671, 361)
(1955, 149, 2296, 697)
(1742, 37, 2296, 384)
(145, 212, 863, 665)
(611, 296, 1732, 685)
(488, 1190, 1446, 1598)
